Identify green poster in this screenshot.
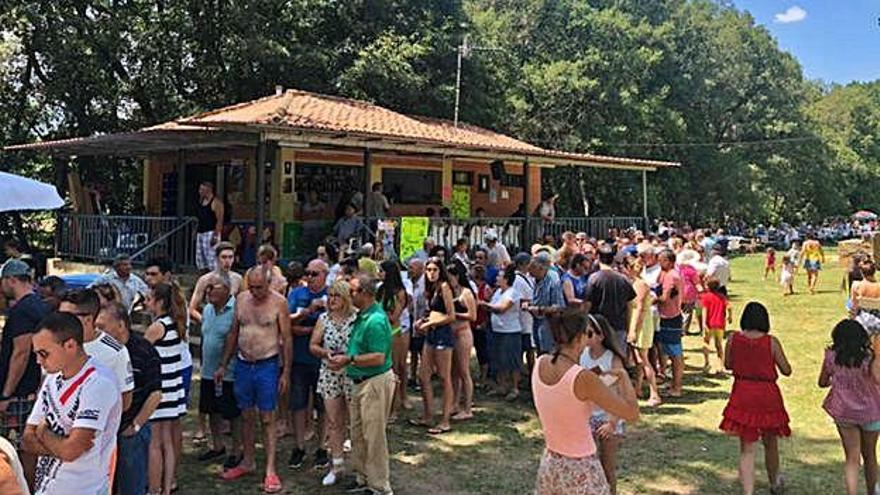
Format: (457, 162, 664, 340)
(400, 217, 429, 261)
(452, 185, 471, 219)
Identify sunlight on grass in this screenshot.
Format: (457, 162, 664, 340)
(176, 251, 855, 494)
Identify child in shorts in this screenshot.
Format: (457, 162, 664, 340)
(819, 319, 880, 495)
(699, 277, 731, 373)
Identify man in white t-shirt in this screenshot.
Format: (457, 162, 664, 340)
(23, 312, 122, 495)
(60, 289, 134, 412)
(512, 253, 535, 372)
(706, 245, 731, 295)
(483, 230, 511, 269)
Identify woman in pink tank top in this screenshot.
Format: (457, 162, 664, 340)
(532, 309, 640, 495)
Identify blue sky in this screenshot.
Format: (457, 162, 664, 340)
(732, 1, 879, 84)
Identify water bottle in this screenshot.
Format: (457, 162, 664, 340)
(214, 378, 224, 398)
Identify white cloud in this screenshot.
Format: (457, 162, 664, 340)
(774, 6, 807, 24)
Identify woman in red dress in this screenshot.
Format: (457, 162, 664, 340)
(720, 302, 791, 495)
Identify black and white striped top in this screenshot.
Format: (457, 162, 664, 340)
(149, 315, 186, 421)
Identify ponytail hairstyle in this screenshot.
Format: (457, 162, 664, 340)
(377, 259, 407, 314)
(547, 308, 589, 364)
(586, 313, 627, 364)
(152, 282, 187, 336)
(831, 319, 872, 368)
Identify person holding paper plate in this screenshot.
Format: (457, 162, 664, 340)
(410, 257, 456, 435)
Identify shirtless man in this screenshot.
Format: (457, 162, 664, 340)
(215, 267, 291, 493)
(189, 242, 243, 324)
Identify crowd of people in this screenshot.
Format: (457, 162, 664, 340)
(4, 215, 880, 495)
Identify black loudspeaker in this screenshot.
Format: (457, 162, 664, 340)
(490, 160, 504, 181)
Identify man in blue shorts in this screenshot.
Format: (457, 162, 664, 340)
(215, 267, 291, 493)
(656, 249, 685, 397)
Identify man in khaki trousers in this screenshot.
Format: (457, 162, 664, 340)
(329, 273, 396, 495)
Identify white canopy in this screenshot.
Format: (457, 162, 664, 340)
(0, 171, 65, 212)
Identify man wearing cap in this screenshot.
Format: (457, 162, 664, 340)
(484, 231, 511, 269)
(0, 259, 50, 480)
(584, 246, 636, 352)
(95, 253, 148, 312)
(527, 252, 565, 354)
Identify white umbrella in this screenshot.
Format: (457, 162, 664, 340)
(0, 171, 65, 212)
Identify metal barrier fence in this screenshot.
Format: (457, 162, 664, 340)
(57, 214, 199, 268)
(360, 216, 648, 258)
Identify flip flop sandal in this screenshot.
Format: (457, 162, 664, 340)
(220, 465, 254, 481)
(427, 426, 451, 435)
(262, 473, 283, 494)
(408, 418, 431, 428)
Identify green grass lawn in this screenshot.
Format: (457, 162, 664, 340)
(177, 253, 852, 494)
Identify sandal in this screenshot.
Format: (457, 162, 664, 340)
(427, 425, 451, 435)
(220, 465, 254, 481)
(451, 411, 474, 421)
(408, 418, 431, 428)
(262, 473, 283, 494)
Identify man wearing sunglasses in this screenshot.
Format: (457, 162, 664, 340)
(328, 273, 395, 495)
(286, 260, 329, 470)
(0, 259, 49, 485)
(23, 311, 122, 495)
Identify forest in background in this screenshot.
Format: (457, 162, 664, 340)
(0, 0, 878, 224)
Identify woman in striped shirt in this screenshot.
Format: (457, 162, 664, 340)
(144, 282, 187, 495)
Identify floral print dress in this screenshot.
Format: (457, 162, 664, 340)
(316, 312, 356, 400)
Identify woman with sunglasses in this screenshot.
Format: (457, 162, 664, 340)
(143, 283, 187, 495)
(533, 309, 639, 495)
(447, 261, 477, 420)
(309, 280, 357, 486)
(376, 260, 411, 420)
(411, 257, 456, 434)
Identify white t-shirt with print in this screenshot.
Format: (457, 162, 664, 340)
(490, 287, 522, 334)
(83, 331, 134, 394)
(27, 358, 122, 495)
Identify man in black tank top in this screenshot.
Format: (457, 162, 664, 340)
(196, 182, 225, 271)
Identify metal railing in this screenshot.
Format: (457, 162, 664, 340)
(57, 214, 198, 268)
(358, 216, 648, 257)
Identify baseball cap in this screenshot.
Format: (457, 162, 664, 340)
(484, 230, 498, 241)
(0, 259, 31, 278)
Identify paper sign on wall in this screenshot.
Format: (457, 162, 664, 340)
(400, 217, 429, 261)
(451, 185, 471, 219)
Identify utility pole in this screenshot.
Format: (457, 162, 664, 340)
(453, 34, 469, 128)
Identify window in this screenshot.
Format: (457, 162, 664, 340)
(453, 171, 473, 186)
(501, 173, 524, 188)
(382, 168, 442, 204)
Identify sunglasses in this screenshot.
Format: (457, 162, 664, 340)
(144, 270, 161, 276)
(305, 271, 322, 277)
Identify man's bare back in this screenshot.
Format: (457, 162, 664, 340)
(236, 290, 287, 361)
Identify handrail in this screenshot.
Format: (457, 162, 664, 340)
(129, 217, 198, 261)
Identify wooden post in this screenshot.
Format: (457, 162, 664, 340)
(363, 148, 372, 214)
(175, 149, 186, 218)
(522, 159, 530, 251)
(642, 169, 648, 230)
(256, 140, 267, 242)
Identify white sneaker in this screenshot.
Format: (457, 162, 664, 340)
(343, 439, 352, 452)
(322, 470, 339, 486)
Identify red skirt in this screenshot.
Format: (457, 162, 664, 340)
(720, 380, 790, 442)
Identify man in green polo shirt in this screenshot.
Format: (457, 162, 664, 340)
(328, 273, 395, 495)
